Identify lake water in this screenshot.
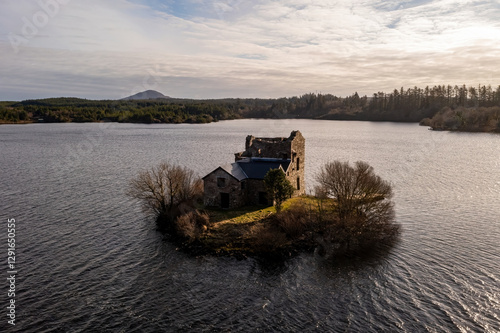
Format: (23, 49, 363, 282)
(1, 119, 499, 332)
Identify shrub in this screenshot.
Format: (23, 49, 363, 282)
(249, 224, 288, 254)
(271, 202, 311, 238)
(174, 210, 211, 242)
(264, 168, 295, 212)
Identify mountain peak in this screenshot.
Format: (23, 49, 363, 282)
(121, 90, 170, 100)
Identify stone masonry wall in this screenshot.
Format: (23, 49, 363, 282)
(205, 130, 306, 209)
(203, 169, 244, 208)
(288, 131, 306, 195)
(245, 179, 268, 205)
(235, 130, 306, 196)
(235, 135, 293, 160)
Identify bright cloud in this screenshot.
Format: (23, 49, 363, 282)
(0, 0, 499, 100)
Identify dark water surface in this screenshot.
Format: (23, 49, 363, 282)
(1, 120, 499, 332)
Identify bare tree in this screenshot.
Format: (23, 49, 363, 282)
(315, 161, 398, 252)
(127, 162, 202, 226)
(316, 161, 393, 219)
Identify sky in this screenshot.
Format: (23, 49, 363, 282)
(0, 0, 499, 100)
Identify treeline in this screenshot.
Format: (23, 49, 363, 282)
(0, 98, 242, 124)
(241, 92, 367, 119)
(1, 85, 500, 132)
(240, 84, 500, 124)
(246, 84, 500, 132)
(366, 84, 500, 122)
(227, 84, 500, 126)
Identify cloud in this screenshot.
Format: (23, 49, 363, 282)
(0, 0, 499, 100)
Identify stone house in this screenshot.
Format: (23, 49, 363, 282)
(203, 131, 305, 209)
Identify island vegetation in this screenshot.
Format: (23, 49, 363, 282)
(420, 106, 500, 132)
(127, 160, 400, 258)
(263, 168, 295, 213)
(2, 84, 499, 132)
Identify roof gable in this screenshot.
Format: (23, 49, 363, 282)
(221, 163, 247, 181)
(202, 166, 239, 181)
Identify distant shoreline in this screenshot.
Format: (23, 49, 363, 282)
(2, 118, 499, 134)
(2, 85, 499, 132)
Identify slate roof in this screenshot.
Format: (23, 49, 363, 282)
(235, 158, 291, 180)
(220, 163, 247, 181)
(204, 158, 291, 181)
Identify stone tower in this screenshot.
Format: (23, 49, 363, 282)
(234, 130, 305, 195)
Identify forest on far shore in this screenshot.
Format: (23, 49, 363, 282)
(1, 84, 499, 132)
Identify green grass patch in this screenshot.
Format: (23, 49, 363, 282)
(200, 196, 328, 254)
(206, 205, 275, 224)
(205, 196, 333, 228)
(202, 205, 276, 253)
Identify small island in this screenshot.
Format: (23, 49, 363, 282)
(128, 131, 400, 259)
(420, 106, 500, 133)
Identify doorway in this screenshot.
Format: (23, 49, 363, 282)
(258, 191, 268, 205)
(220, 193, 230, 209)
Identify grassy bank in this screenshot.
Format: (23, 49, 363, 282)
(198, 197, 311, 256)
(175, 194, 400, 259)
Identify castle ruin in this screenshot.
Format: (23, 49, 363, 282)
(203, 131, 305, 209)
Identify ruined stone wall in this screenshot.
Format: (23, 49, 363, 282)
(288, 131, 306, 195)
(204, 130, 306, 209)
(234, 130, 306, 196)
(235, 134, 294, 160)
(246, 137, 291, 159)
(203, 169, 244, 208)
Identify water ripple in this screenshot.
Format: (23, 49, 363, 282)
(1, 122, 499, 332)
